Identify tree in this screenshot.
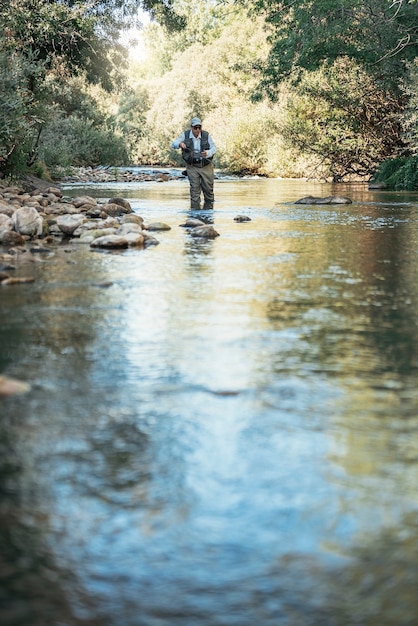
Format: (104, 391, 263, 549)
(0, 0, 186, 174)
(248, 0, 418, 96)
(281, 58, 407, 181)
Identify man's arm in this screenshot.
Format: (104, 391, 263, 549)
(171, 132, 186, 150)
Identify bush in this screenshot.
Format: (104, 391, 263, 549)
(38, 115, 129, 168)
(372, 156, 418, 190)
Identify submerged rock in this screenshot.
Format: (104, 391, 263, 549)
(234, 215, 251, 222)
(179, 218, 206, 228)
(190, 225, 220, 238)
(295, 195, 352, 205)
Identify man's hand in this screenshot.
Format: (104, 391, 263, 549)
(180, 142, 186, 149)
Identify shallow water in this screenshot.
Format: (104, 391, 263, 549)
(1, 176, 418, 625)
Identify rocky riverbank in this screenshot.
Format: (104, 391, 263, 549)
(0, 174, 221, 266)
(54, 165, 185, 184)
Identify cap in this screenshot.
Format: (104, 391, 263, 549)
(191, 117, 202, 127)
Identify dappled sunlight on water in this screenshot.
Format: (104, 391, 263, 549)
(1, 176, 418, 625)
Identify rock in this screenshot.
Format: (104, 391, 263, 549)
(85, 207, 104, 218)
(295, 195, 352, 205)
(46, 186, 62, 198)
(0, 231, 26, 246)
(20, 174, 54, 193)
(234, 215, 251, 222)
(12, 206, 43, 237)
(117, 223, 143, 236)
(190, 225, 220, 238)
(56, 214, 86, 236)
(125, 232, 145, 247)
(80, 228, 118, 241)
(121, 214, 144, 227)
(179, 218, 205, 228)
(0, 374, 31, 397)
(101, 202, 131, 217)
(72, 196, 97, 209)
(142, 233, 160, 247)
(43, 202, 74, 216)
(109, 197, 132, 212)
(0, 214, 13, 231)
(90, 235, 129, 249)
(147, 222, 171, 231)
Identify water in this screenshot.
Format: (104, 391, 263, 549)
(1, 176, 418, 625)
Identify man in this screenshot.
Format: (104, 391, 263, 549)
(171, 117, 217, 210)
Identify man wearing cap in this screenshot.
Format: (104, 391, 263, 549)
(171, 117, 217, 210)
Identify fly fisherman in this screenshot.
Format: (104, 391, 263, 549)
(171, 117, 217, 210)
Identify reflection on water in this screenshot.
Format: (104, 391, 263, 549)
(1, 178, 418, 625)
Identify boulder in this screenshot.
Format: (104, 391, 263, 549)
(179, 218, 205, 228)
(12, 206, 43, 237)
(147, 222, 171, 231)
(101, 202, 131, 217)
(90, 235, 129, 249)
(191, 225, 220, 238)
(109, 197, 132, 212)
(72, 196, 97, 209)
(0, 230, 26, 246)
(56, 214, 86, 236)
(234, 215, 251, 222)
(117, 223, 143, 236)
(295, 195, 352, 205)
(125, 232, 145, 247)
(0, 214, 13, 231)
(121, 214, 144, 227)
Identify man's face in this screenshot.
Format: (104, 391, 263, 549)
(191, 124, 201, 138)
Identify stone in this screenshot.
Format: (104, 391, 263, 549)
(125, 232, 145, 247)
(142, 233, 160, 247)
(56, 214, 85, 235)
(101, 202, 131, 217)
(90, 235, 129, 249)
(294, 195, 352, 205)
(121, 214, 144, 227)
(147, 222, 171, 231)
(179, 218, 205, 228)
(12, 206, 43, 237)
(0, 214, 13, 231)
(234, 215, 251, 222)
(72, 196, 97, 209)
(0, 231, 26, 246)
(190, 225, 220, 238)
(109, 197, 132, 212)
(117, 223, 143, 236)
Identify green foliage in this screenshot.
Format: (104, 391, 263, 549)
(249, 0, 418, 96)
(372, 156, 418, 190)
(280, 58, 407, 180)
(0, 46, 44, 174)
(38, 116, 129, 169)
(116, 87, 150, 148)
(401, 59, 418, 151)
(0, 0, 187, 175)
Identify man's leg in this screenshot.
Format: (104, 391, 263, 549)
(186, 165, 201, 209)
(200, 164, 215, 210)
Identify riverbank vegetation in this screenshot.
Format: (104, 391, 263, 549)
(0, 0, 417, 187)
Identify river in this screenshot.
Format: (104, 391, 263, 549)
(1, 174, 418, 625)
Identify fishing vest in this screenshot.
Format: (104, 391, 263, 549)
(181, 129, 213, 166)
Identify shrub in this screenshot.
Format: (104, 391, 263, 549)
(38, 116, 129, 168)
